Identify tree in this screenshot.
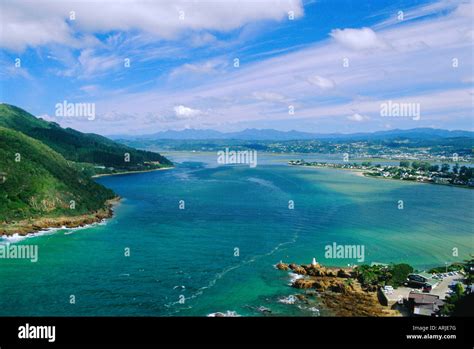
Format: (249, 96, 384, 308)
(441, 163, 450, 173)
(429, 164, 439, 172)
(400, 160, 410, 168)
(389, 263, 414, 287)
(412, 161, 430, 171)
(453, 163, 459, 174)
(459, 166, 473, 181)
(454, 283, 464, 297)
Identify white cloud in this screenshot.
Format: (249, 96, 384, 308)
(189, 32, 218, 47)
(373, 0, 462, 29)
(81, 0, 472, 134)
(0, 0, 303, 52)
(0, 66, 33, 80)
(78, 49, 122, 76)
(330, 27, 387, 50)
(347, 113, 369, 122)
(0, 4, 74, 51)
(20, 0, 474, 134)
(305, 75, 335, 89)
(80, 84, 99, 94)
(56, 49, 122, 78)
(170, 59, 227, 78)
(173, 105, 202, 118)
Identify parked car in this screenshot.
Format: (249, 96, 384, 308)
(422, 285, 432, 293)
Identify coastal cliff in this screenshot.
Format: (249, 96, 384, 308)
(277, 262, 401, 317)
(1, 197, 120, 236)
(0, 104, 172, 237)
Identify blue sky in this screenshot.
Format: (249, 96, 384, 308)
(0, 0, 472, 135)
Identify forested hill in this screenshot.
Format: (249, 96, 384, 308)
(0, 127, 115, 224)
(0, 104, 172, 234)
(0, 104, 172, 171)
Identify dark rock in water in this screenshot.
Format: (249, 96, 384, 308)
(295, 294, 309, 303)
(276, 262, 290, 271)
(289, 263, 307, 275)
(292, 278, 317, 289)
(303, 264, 318, 276)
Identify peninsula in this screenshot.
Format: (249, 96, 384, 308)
(0, 104, 172, 236)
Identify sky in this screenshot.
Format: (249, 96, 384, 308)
(0, 0, 473, 136)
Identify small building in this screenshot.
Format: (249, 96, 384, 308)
(433, 176, 451, 185)
(408, 292, 444, 316)
(407, 272, 439, 290)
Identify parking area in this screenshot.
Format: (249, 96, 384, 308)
(383, 271, 465, 305)
(431, 272, 465, 300)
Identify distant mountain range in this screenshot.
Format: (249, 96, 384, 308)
(113, 128, 474, 141)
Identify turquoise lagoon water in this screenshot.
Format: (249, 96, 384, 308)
(0, 152, 472, 316)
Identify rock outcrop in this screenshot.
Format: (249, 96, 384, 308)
(276, 262, 289, 271)
(278, 260, 401, 317)
(289, 263, 307, 275)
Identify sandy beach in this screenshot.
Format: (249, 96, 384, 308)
(91, 166, 174, 178)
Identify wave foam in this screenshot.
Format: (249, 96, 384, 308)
(278, 295, 297, 304)
(207, 311, 240, 317)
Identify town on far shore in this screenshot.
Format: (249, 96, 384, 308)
(289, 159, 474, 188)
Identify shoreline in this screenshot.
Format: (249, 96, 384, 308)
(0, 197, 121, 238)
(91, 166, 174, 178)
(1, 166, 174, 238)
(276, 262, 402, 317)
(359, 170, 474, 189)
(294, 164, 473, 189)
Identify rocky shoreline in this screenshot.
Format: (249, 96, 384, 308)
(0, 197, 121, 237)
(276, 261, 401, 317)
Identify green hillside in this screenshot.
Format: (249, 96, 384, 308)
(0, 104, 172, 171)
(0, 127, 115, 223)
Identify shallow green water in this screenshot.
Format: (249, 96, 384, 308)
(0, 153, 472, 316)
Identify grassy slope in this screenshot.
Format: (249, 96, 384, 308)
(0, 104, 172, 170)
(0, 127, 115, 222)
